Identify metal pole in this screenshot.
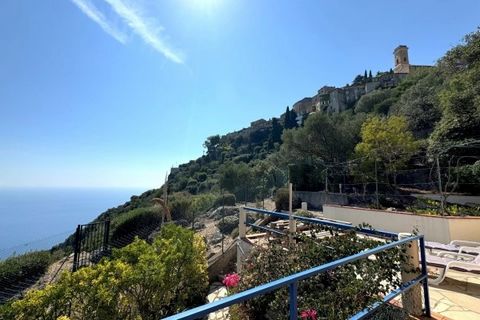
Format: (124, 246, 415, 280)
(222, 190, 225, 254)
(375, 160, 379, 208)
(324, 167, 329, 204)
(419, 236, 431, 317)
(162, 172, 168, 226)
(103, 220, 110, 252)
(289, 182, 296, 235)
(289, 282, 298, 320)
(436, 156, 445, 214)
(72, 225, 81, 272)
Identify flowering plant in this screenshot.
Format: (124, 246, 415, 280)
(300, 309, 318, 320)
(222, 273, 240, 288)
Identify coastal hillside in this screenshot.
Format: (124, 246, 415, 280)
(91, 28, 480, 224)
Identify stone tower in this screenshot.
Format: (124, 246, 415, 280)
(393, 45, 410, 74)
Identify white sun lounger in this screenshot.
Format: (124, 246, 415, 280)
(425, 240, 480, 255)
(425, 251, 480, 285)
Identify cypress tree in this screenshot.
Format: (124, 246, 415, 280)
(284, 107, 291, 129)
(289, 109, 298, 128)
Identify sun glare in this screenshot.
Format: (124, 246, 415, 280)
(184, 0, 224, 14)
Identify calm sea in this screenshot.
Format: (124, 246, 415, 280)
(0, 188, 144, 259)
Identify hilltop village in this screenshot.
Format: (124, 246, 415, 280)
(291, 45, 432, 122)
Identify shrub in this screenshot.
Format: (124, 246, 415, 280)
(195, 172, 208, 182)
(3, 225, 209, 320)
(169, 193, 193, 221)
(213, 194, 236, 208)
(274, 188, 300, 211)
(0, 251, 53, 303)
(295, 210, 314, 218)
(191, 193, 217, 214)
(232, 231, 402, 319)
(110, 207, 163, 247)
(218, 215, 239, 235)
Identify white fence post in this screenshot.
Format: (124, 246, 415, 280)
(399, 233, 423, 316)
(239, 207, 246, 239)
(289, 183, 296, 235)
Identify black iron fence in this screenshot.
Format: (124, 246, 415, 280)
(72, 221, 110, 272)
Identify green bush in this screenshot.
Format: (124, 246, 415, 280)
(2, 225, 209, 320)
(213, 193, 236, 208)
(407, 198, 480, 216)
(218, 215, 239, 234)
(191, 193, 217, 214)
(295, 209, 314, 218)
(232, 231, 402, 319)
(274, 188, 300, 211)
(0, 251, 53, 303)
(169, 193, 193, 221)
(111, 207, 163, 247)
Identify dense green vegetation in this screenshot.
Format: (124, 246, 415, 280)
(0, 251, 64, 304)
(0, 225, 208, 320)
(52, 28, 476, 222)
(160, 28, 480, 210)
(230, 229, 403, 319)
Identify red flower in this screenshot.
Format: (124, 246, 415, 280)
(223, 273, 240, 288)
(300, 309, 317, 320)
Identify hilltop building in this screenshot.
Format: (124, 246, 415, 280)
(292, 45, 432, 121)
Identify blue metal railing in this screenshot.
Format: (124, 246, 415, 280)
(163, 207, 430, 320)
(244, 207, 399, 239)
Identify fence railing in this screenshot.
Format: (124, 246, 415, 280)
(163, 207, 431, 320)
(72, 221, 110, 272)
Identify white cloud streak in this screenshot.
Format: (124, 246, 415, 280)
(104, 0, 185, 64)
(70, 0, 127, 44)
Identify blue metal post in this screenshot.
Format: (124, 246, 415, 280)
(289, 282, 298, 320)
(419, 236, 431, 317)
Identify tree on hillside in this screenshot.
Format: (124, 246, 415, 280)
(353, 74, 364, 85)
(355, 116, 420, 185)
(219, 162, 254, 202)
(290, 109, 298, 128)
(284, 106, 291, 128)
(390, 69, 443, 138)
(429, 29, 480, 158)
(283, 107, 297, 129)
(368, 70, 373, 80)
(364, 70, 368, 81)
(203, 135, 221, 160)
(268, 117, 283, 149)
(282, 112, 363, 165)
(354, 89, 396, 114)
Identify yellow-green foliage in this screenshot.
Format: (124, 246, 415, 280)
(4, 224, 208, 320)
(355, 116, 420, 181)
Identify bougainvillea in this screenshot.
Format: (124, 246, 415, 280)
(223, 273, 240, 288)
(230, 227, 404, 319)
(300, 309, 318, 320)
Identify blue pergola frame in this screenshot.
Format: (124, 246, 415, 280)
(163, 207, 431, 320)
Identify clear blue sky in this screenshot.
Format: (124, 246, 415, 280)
(1, 0, 479, 188)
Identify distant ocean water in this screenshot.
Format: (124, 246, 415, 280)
(0, 188, 144, 259)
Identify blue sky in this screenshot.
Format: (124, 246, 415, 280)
(1, 0, 479, 188)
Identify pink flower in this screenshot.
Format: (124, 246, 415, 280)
(300, 309, 317, 320)
(222, 273, 240, 288)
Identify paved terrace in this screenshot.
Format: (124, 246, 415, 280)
(429, 269, 480, 320)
